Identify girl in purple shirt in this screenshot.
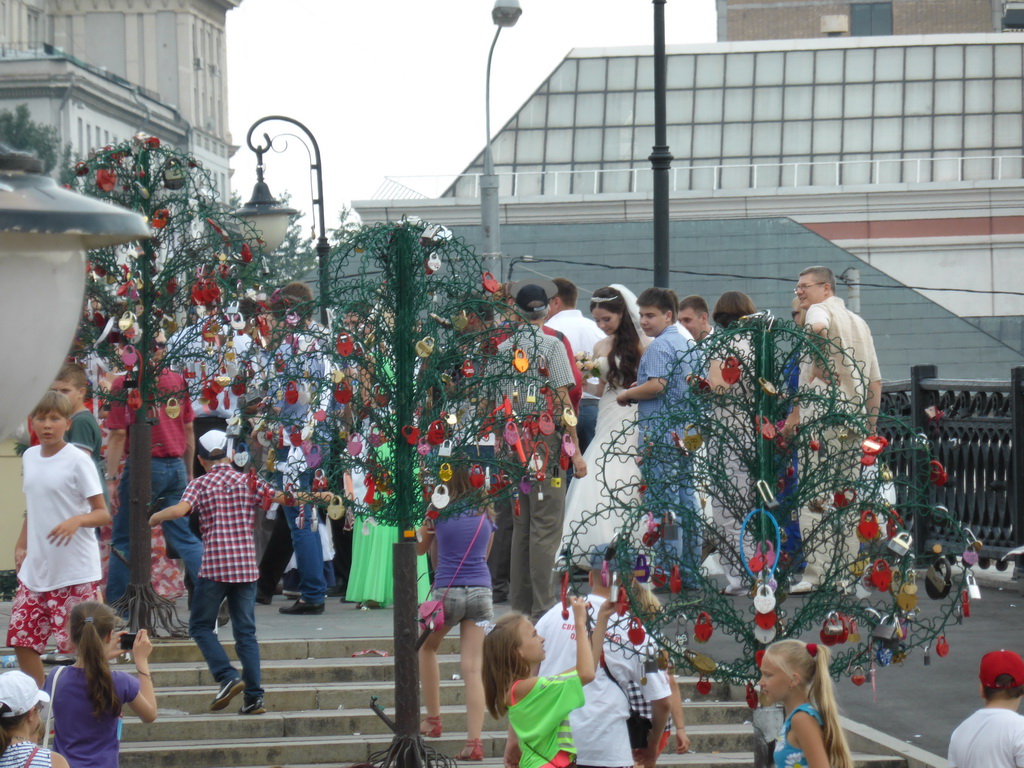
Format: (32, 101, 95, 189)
(416, 466, 496, 760)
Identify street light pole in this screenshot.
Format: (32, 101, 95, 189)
(481, 0, 523, 280)
(240, 116, 330, 326)
(650, 0, 674, 288)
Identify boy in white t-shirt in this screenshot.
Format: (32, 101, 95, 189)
(8, 391, 111, 686)
(949, 650, 1024, 768)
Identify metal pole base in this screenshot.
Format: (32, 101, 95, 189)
(108, 583, 188, 637)
(369, 735, 457, 768)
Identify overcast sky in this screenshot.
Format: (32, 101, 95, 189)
(226, 0, 717, 226)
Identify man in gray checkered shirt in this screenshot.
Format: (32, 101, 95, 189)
(497, 280, 586, 620)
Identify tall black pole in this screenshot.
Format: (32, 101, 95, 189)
(650, 0, 673, 288)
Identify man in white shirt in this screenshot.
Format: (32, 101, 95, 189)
(949, 650, 1024, 768)
(677, 295, 713, 343)
(546, 278, 606, 455)
(784, 266, 882, 593)
(532, 545, 674, 768)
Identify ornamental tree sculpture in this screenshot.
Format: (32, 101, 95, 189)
(564, 313, 973, 693)
(237, 219, 551, 768)
(66, 136, 264, 632)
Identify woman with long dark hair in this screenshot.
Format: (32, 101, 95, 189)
(561, 285, 648, 559)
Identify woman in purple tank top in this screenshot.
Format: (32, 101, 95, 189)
(416, 466, 496, 761)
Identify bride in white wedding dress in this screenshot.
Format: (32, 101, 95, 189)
(561, 285, 648, 563)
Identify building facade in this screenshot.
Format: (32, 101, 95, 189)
(715, 0, 1006, 42)
(0, 0, 239, 199)
(354, 34, 1024, 380)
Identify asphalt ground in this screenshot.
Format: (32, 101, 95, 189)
(1, 563, 1018, 761)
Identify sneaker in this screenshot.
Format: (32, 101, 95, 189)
(239, 696, 266, 715)
(790, 580, 815, 595)
(210, 677, 244, 711)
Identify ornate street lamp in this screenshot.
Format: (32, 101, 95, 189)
(480, 0, 523, 279)
(236, 116, 328, 325)
(0, 143, 148, 439)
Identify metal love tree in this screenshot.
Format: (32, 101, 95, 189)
(564, 312, 974, 692)
(237, 219, 545, 768)
(66, 136, 263, 632)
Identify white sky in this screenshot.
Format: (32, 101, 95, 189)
(226, 0, 717, 227)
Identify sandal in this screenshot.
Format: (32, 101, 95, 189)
(457, 739, 484, 760)
(420, 715, 442, 738)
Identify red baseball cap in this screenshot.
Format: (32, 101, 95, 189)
(980, 650, 1024, 688)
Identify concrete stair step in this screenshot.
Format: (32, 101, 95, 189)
(120, 729, 906, 768)
(138, 654, 467, 687)
(124, 700, 755, 741)
(144, 675, 736, 715)
(145, 636, 459, 663)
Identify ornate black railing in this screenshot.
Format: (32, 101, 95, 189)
(881, 365, 1024, 566)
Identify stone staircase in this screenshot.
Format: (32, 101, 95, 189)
(65, 637, 907, 768)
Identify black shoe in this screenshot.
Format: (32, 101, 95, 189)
(239, 696, 266, 715)
(210, 677, 244, 711)
(278, 600, 325, 615)
(255, 591, 272, 605)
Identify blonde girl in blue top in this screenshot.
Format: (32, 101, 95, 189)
(758, 640, 852, 768)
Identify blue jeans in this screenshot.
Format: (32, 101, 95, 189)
(107, 458, 204, 605)
(283, 503, 326, 604)
(189, 579, 262, 699)
(645, 457, 702, 587)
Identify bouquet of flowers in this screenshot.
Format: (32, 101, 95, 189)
(574, 350, 600, 378)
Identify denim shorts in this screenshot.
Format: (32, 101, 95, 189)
(435, 586, 493, 627)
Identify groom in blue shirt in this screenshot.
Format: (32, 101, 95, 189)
(618, 287, 701, 587)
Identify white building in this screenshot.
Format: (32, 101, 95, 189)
(0, 0, 240, 200)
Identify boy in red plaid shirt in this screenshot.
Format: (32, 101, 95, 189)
(150, 431, 332, 714)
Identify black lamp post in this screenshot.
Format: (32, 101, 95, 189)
(237, 116, 329, 325)
(650, 0, 673, 288)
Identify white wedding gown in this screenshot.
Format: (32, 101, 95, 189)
(561, 357, 643, 563)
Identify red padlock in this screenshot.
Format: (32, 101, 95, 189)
(870, 560, 893, 591)
(858, 510, 880, 541)
(721, 356, 741, 385)
(427, 420, 445, 445)
(834, 489, 856, 508)
(627, 617, 646, 645)
(696, 675, 712, 695)
(670, 565, 682, 594)
(538, 412, 556, 436)
(334, 382, 352, 405)
(754, 611, 776, 630)
(373, 384, 389, 407)
(755, 649, 766, 668)
(469, 465, 485, 489)
(809, 438, 821, 451)
(693, 612, 713, 643)
(482, 271, 501, 293)
(284, 381, 299, 405)
(363, 476, 376, 505)
(462, 360, 476, 377)
(961, 589, 971, 618)
(851, 667, 867, 686)
(617, 586, 629, 616)
(127, 389, 142, 411)
(935, 635, 950, 657)
(336, 333, 355, 357)
(746, 682, 759, 709)
(401, 425, 420, 445)
(930, 460, 948, 486)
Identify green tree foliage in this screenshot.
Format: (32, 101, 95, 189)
(0, 104, 61, 172)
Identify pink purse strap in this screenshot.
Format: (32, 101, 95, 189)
(433, 512, 488, 605)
